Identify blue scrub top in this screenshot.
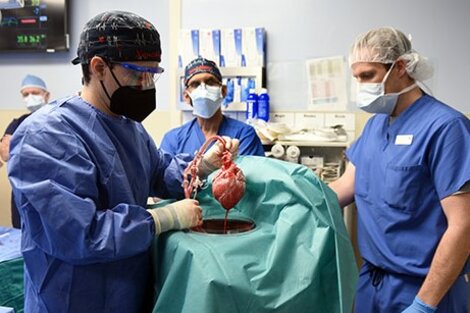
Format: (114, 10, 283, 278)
(347, 94, 470, 277)
(7, 96, 191, 313)
(160, 116, 265, 157)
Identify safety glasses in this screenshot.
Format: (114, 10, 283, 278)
(112, 62, 165, 90)
(119, 62, 165, 75)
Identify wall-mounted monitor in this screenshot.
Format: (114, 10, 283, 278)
(0, 0, 69, 52)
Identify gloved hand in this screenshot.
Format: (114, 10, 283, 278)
(199, 136, 240, 176)
(147, 199, 203, 234)
(402, 296, 437, 313)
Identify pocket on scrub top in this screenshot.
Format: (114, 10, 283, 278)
(384, 164, 425, 213)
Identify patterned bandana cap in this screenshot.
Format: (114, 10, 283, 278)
(184, 57, 222, 86)
(72, 10, 161, 65)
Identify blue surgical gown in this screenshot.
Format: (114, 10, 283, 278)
(160, 116, 265, 156)
(7, 96, 191, 313)
(347, 94, 470, 310)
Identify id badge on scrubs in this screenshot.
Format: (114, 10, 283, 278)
(395, 134, 413, 145)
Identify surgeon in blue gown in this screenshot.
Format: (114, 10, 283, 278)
(160, 57, 265, 157)
(7, 11, 238, 313)
(329, 27, 470, 313)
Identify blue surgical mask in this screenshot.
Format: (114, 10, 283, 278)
(356, 63, 417, 115)
(189, 84, 223, 119)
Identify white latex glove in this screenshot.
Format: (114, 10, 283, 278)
(199, 136, 240, 176)
(147, 199, 202, 234)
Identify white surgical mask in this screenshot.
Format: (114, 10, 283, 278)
(24, 94, 46, 112)
(356, 63, 417, 115)
(189, 84, 223, 119)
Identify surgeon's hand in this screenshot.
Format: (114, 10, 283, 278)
(199, 136, 240, 176)
(147, 199, 203, 234)
(402, 297, 437, 313)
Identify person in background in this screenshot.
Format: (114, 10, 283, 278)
(329, 27, 470, 313)
(160, 57, 265, 157)
(7, 11, 239, 313)
(0, 74, 50, 228)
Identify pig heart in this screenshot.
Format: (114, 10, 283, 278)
(212, 162, 246, 210)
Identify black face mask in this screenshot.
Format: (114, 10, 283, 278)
(108, 85, 156, 122)
(100, 66, 156, 123)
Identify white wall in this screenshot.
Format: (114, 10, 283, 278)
(0, 0, 469, 113)
(0, 0, 171, 110)
(181, 0, 470, 113)
(0, 1, 174, 227)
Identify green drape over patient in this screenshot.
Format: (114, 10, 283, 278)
(151, 156, 358, 313)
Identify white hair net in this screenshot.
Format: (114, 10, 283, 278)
(349, 27, 433, 81)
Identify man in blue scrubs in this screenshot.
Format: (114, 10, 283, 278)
(329, 27, 470, 313)
(7, 11, 238, 313)
(1, 74, 50, 228)
(160, 57, 265, 157)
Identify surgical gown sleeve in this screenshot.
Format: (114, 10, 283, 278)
(8, 121, 175, 265)
(149, 142, 192, 199)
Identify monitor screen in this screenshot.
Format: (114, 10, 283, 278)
(0, 0, 69, 52)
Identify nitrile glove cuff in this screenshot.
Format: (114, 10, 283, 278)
(413, 296, 437, 313)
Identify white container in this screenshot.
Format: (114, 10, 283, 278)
(178, 29, 199, 68)
(285, 145, 300, 163)
(301, 156, 324, 168)
(220, 28, 243, 67)
(199, 29, 221, 65)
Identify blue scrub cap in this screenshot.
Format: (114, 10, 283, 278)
(184, 57, 222, 86)
(21, 74, 47, 91)
(72, 10, 161, 65)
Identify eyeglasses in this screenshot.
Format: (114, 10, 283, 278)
(186, 77, 221, 89)
(111, 61, 165, 88)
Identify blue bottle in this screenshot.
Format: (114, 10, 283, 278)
(257, 88, 270, 121)
(223, 78, 234, 108)
(246, 88, 258, 120)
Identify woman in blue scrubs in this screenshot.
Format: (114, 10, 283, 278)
(7, 11, 238, 313)
(329, 27, 470, 313)
(160, 57, 265, 157)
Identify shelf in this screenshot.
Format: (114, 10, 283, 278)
(179, 101, 247, 112)
(178, 66, 263, 79)
(262, 140, 351, 147)
(222, 102, 246, 111)
(219, 66, 264, 79)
